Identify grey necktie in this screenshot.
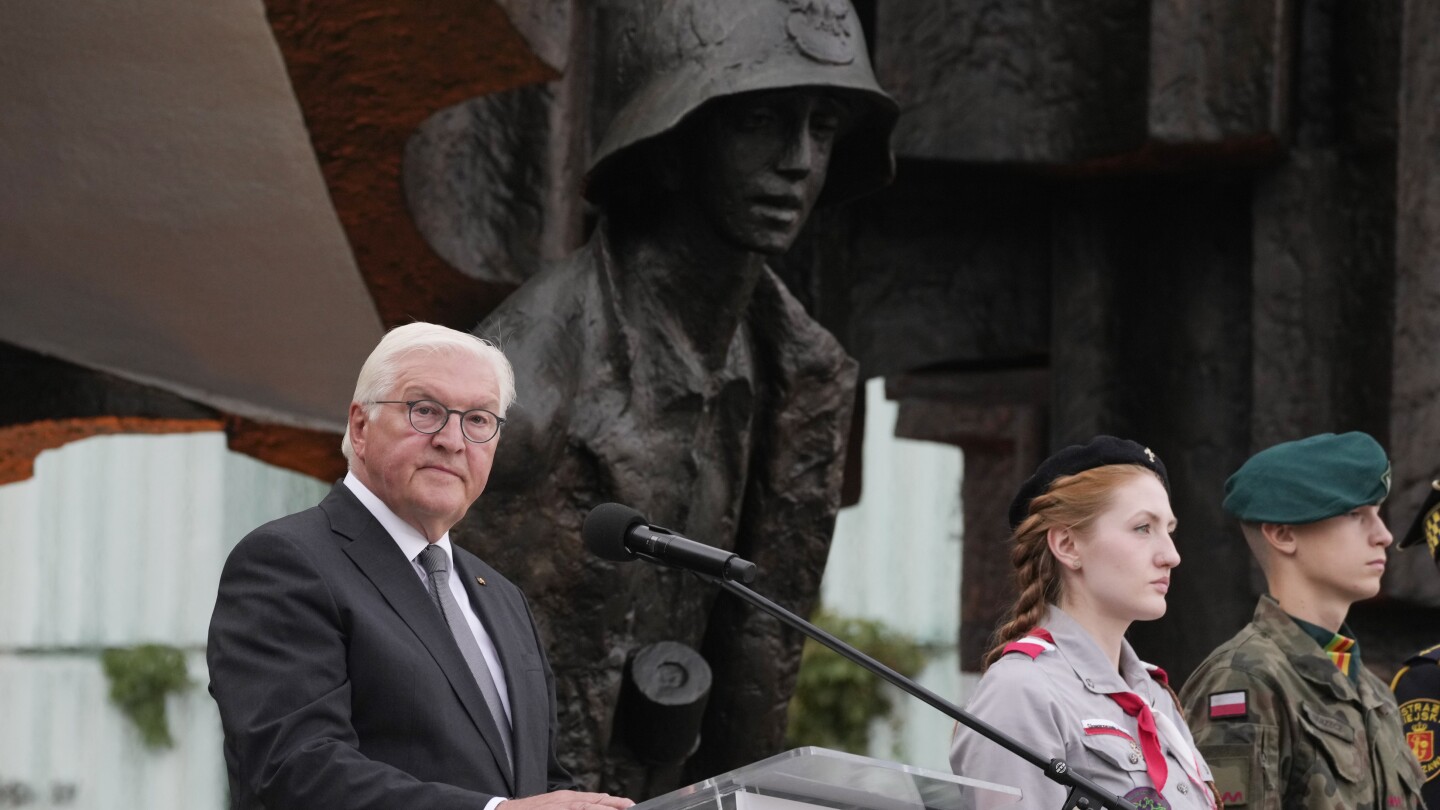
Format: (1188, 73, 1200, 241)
(417, 544, 513, 769)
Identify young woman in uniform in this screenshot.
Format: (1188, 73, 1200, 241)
(949, 436, 1218, 810)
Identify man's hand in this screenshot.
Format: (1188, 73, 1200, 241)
(506, 790, 635, 810)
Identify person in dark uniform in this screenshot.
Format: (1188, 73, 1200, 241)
(951, 436, 1218, 810)
(1392, 478, 1440, 805)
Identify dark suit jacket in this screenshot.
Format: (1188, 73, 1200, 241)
(207, 483, 576, 810)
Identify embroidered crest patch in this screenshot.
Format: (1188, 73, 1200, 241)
(1123, 786, 1171, 810)
(1400, 698, 1440, 782)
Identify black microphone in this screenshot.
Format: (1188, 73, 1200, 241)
(583, 503, 757, 584)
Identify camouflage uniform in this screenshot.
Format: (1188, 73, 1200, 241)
(1180, 595, 1425, 809)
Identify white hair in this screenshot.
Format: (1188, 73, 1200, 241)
(341, 322, 516, 465)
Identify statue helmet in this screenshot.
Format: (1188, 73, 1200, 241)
(585, 0, 898, 208)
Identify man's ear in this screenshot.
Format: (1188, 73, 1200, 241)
(1047, 525, 1079, 569)
(1261, 523, 1298, 557)
(348, 402, 369, 461)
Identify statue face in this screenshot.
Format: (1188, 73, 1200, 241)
(692, 89, 848, 255)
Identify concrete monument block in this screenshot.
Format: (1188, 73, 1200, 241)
(1385, 0, 1440, 606)
(1148, 0, 1294, 145)
(875, 0, 1149, 163)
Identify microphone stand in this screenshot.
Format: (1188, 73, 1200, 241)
(683, 568, 1139, 810)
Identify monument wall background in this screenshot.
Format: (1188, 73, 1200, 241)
(4, 0, 1440, 797)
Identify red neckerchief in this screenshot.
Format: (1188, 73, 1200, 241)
(1007, 628, 1177, 798)
(1106, 690, 1167, 792)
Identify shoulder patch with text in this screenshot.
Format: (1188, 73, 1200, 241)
(1400, 698, 1440, 782)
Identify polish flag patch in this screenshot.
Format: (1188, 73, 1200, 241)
(1209, 690, 1248, 719)
(1083, 719, 1135, 742)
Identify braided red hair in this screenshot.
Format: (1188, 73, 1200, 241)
(982, 464, 1161, 670)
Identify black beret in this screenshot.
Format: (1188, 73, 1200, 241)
(1007, 436, 1169, 530)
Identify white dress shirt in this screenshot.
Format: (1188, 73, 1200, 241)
(343, 472, 513, 726)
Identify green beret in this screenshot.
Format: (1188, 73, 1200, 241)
(1223, 432, 1392, 524)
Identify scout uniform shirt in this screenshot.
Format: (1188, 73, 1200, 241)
(1391, 642, 1440, 808)
(951, 606, 1216, 810)
(1180, 595, 1424, 809)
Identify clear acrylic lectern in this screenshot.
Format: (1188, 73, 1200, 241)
(634, 748, 1022, 810)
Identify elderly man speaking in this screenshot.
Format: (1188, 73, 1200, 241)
(207, 322, 634, 810)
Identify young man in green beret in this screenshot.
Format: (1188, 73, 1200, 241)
(1179, 432, 1425, 809)
(1391, 479, 1440, 807)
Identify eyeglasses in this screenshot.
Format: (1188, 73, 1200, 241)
(373, 399, 505, 444)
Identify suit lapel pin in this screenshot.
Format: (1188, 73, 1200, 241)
(475, 576, 487, 586)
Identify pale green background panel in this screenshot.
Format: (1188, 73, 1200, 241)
(0, 653, 219, 808)
(0, 432, 328, 809)
(822, 378, 975, 773)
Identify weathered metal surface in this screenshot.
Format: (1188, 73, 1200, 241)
(875, 0, 1149, 163)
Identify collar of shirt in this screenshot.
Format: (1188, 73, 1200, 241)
(343, 472, 454, 577)
(342, 472, 514, 729)
(1290, 614, 1362, 683)
(1042, 606, 1213, 791)
(1251, 594, 1362, 699)
(1040, 605, 1158, 700)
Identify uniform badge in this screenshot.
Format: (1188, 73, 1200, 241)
(784, 0, 856, 65)
(1400, 698, 1440, 782)
(1208, 690, 1248, 720)
(1123, 786, 1171, 810)
(1084, 720, 1142, 763)
(1409, 723, 1433, 763)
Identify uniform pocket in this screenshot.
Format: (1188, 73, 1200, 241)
(1297, 703, 1364, 783)
(1079, 730, 1149, 774)
(1397, 751, 1424, 800)
(1376, 702, 1426, 805)
(1195, 728, 1276, 808)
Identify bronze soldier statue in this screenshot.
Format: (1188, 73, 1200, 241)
(453, 0, 897, 795)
